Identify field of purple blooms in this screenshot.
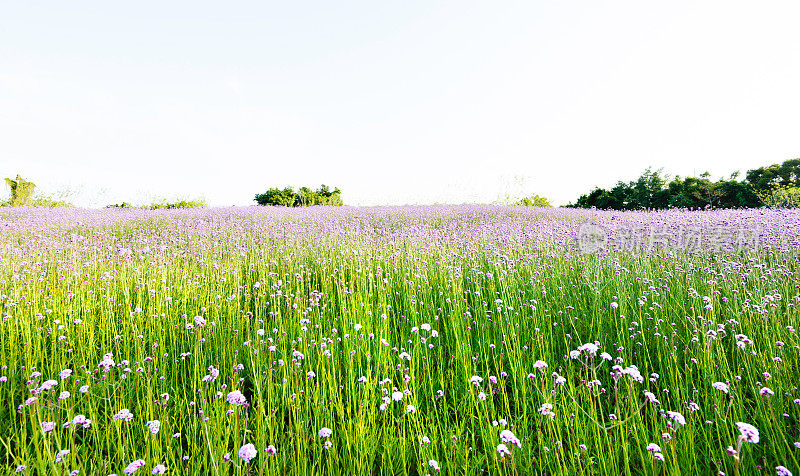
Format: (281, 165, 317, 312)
(1, 205, 799, 475)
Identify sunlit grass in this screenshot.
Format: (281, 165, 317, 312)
(0, 206, 798, 475)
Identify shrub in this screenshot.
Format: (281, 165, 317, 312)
(105, 202, 134, 209)
(31, 196, 72, 208)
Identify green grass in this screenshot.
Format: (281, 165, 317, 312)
(0, 206, 797, 475)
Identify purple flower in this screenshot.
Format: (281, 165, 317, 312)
(497, 444, 511, 457)
(145, 420, 160, 435)
(226, 390, 247, 406)
(712, 382, 729, 394)
(736, 422, 760, 443)
(776, 466, 793, 476)
(113, 409, 133, 422)
(72, 414, 91, 429)
(644, 391, 660, 405)
(500, 429, 522, 447)
(666, 411, 686, 426)
(238, 443, 257, 462)
(123, 459, 146, 474)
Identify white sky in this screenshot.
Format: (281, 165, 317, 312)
(2, 1, 800, 207)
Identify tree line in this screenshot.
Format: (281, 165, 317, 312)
(568, 158, 800, 210)
(254, 185, 343, 207)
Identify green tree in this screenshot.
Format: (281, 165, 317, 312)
(254, 185, 342, 207)
(745, 158, 800, 192)
(569, 167, 765, 210)
(3, 175, 36, 206)
(513, 193, 552, 207)
(631, 168, 667, 209)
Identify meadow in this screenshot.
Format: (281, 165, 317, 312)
(0, 205, 798, 475)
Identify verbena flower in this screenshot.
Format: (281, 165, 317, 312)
(113, 409, 133, 422)
(226, 390, 247, 406)
(72, 415, 91, 429)
(497, 444, 511, 457)
(736, 422, 760, 443)
(145, 420, 160, 435)
(776, 466, 793, 476)
(712, 382, 729, 394)
(238, 443, 257, 462)
(123, 459, 145, 474)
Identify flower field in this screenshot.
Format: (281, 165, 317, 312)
(1, 206, 799, 475)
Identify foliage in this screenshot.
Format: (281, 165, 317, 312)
(2, 175, 73, 207)
(254, 185, 343, 207)
(745, 158, 800, 192)
(3, 175, 36, 206)
(569, 165, 770, 210)
(105, 202, 134, 209)
(30, 196, 73, 208)
(757, 185, 800, 208)
(146, 198, 206, 210)
(103, 199, 205, 210)
(513, 193, 552, 207)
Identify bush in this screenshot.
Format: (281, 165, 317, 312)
(105, 202, 134, 209)
(31, 196, 72, 208)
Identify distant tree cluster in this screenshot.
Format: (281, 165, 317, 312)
(105, 199, 206, 209)
(3, 175, 36, 206)
(254, 185, 343, 207)
(569, 159, 800, 210)
(2, 175, 72, 207)
(513, 193, 552, 207)
(144, 199, 206, 210)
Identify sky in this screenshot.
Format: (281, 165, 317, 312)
(2, 1, 800, 207)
